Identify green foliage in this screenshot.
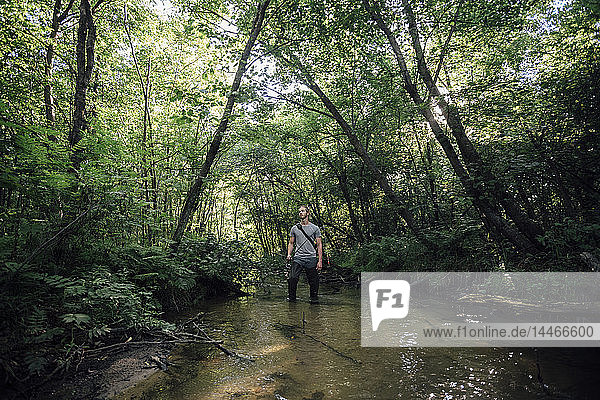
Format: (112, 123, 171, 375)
(1, 0, 599, 389)
(337, 226, 498, 273)
(60, 266, 162, 330)
(0, 235, 257, 383)
(339, 236, 407, 272)
(176, 236, 256, 296)
(538, 218, 600, 263)
(60, 313, 91, 328)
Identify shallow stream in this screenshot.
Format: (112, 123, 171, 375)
(117, 284, 600, 399)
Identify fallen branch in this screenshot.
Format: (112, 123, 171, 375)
(304, 332, 361, 364)
(194, 323, 254, 362)
(175, 311, 207, 332)
(84, 338, 221, 355)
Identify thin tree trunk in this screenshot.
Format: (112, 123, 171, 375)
(253, 182, 269, 253)
(399, 0, 544, 248)
(317, 145, 364, 242)
(267, 179, 285, 252)
(355, 165, 373, 239)
(362, 0, 540, 252)
(45, 0, 75, 125)
(415, 135, 441, 224)
(170, 1, 270, 251)
(233, 176, 252, 241)
(285, 55, 433, 248)
(69, 0, 95, 168)
(124, 7, 158, 244)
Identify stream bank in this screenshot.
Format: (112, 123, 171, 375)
(115, 285, 600, 399)
(17, 282, 600, 400)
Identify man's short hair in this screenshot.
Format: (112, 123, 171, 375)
(299, 205, 310, 213)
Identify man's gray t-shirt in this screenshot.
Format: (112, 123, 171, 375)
(290, 223, 321, 261)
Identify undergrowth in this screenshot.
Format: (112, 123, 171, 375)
(0, 235, 256, 387)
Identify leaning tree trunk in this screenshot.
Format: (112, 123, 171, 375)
(279, 52, 434, 248)
(69, 0, 96, 169)
(399, 0, 544, 249)
(170, 0, 270, 251)
(362, 0, 541, 253)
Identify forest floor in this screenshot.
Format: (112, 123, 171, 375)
(12, 342, 174, 400)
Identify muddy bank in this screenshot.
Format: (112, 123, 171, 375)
(2, 342, 174, 400)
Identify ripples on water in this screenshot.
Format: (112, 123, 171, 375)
(118, 286, 600, 399)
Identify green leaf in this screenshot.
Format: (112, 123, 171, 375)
(61, 313, 91, 326)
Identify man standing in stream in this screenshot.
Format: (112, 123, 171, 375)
(286, 205, 323, 303)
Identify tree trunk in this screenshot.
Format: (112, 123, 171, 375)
(357, 168, 372, 239)
(123, 7, 159, 244)
(399, 0, 544, 249)
(422, 139, 441, 223)
(44, 0, 75, 124)
(362, 0, 541, 252)
(69, 0, 96, 168)
(317, 144, 364, 242)
(288, 58, 434, 248)
(170, 0, 270, 251)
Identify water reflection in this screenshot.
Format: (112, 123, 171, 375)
(117, 286, 600, 399)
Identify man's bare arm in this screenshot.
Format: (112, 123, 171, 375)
(316, 237, 323, 270)
(287, 236, 295, 261)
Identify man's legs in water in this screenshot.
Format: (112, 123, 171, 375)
(287, 261, 302, 301)
(306, 266, 319, 303)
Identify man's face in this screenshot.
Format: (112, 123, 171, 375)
(299, 207, 308, 219)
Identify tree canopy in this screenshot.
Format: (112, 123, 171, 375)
(0, 0, 599, 386)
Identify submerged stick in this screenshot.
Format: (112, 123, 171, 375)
(195, 324, 255, 363)
(274, 322, 361, 365)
